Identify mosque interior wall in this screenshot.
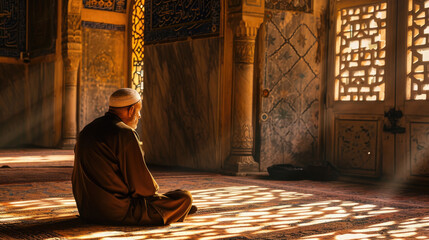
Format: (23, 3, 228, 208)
(142, 38, 222, 170)
(0, 0, 329, 173)
(0, 0, 61, 148)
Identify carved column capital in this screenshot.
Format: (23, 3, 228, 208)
(228, 1, 264, 64)
(62, 13, 82, 55)
(230, 19, 261, 38)
(227, 0, 265, 36)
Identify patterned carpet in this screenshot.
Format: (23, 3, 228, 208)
(1, 168, 429, 240)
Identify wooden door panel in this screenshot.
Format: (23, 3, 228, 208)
(334, 115, 383, 178)
(326, 0, 396, 179)
(395, 0, 429, 184)
(403, 117, 429, 182)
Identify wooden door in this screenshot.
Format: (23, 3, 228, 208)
(395, 0, 429, 183)
(328, 0, 429, 183)
(326, 0, 397, 179)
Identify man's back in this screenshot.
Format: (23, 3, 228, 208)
(71, 88, 194, 226)
(72, 112, 157, 224)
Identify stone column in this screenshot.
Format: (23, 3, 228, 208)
(61, 5, 82, 149)
(224, 0, 264, 174)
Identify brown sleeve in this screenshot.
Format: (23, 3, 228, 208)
(120, 132, 159, 198)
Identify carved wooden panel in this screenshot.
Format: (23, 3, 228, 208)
(410, 122, 429, 177)
(335, 119, 379, 175)
(260, 11, 320, 170)
(335, 2, 387, 101)
(79, 22, 124, 131)
(406, 0, 429, 100)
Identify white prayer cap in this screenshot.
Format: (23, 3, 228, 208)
(109, 88, 141, 107)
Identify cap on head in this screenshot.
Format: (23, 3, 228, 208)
(109, 88, 141, 107)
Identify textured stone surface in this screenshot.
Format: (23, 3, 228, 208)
(79, 26, 124, 131)
(260, 11, 321, 171)
(142, 38, 220, 170)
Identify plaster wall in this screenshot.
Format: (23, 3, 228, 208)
(142, 38, 221, 170)
(0, 62, 58, 148)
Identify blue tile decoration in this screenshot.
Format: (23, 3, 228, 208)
(0, 0, 26, 58)
(265, 0, 312, 12)
(82, 21, 125, 31)
(83, 0, 127, 13)
(144, 0, 220, 44)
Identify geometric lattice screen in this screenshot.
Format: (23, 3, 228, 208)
(407, 0, 429, 100)
(131, 0, 144, 96)
(335, 2, 387, 101)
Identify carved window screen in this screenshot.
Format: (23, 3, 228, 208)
(407, 0, 429, 100)
(131, 0, 144, 96)
(334, 2, 387, 101)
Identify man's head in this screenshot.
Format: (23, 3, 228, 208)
(108, 88, 142, 129)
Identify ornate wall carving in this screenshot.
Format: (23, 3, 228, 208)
(235, 40, 256, 63)
(28, 0, 57, 57)
(260, 11, 320, 170)
(83, 0, 127, 13)
(0, 0, 57, 58)
(0, 0, 26, 57)
(265, 0, 312, 12)
(62, 14, 82, 52)
(82, 21, 125, 31)
(232, 124, 254, 149)
(410, 123, 429, 177)
(144, 0, 220, 44)
(79, 22, 124, 131)
(336, 120, 378, 171)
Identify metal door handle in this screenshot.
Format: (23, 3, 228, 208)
(383, 108, 405, 134)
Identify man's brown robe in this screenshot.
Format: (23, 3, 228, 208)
(72, 112, 193, 225)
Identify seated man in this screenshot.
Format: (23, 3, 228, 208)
(72, 88, 196, 225)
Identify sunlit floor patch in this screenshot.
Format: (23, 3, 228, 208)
(1, 174, 429, 239)
(301, 216, 429, 240)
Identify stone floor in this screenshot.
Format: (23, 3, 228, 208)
(0, 149, 429, 239)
